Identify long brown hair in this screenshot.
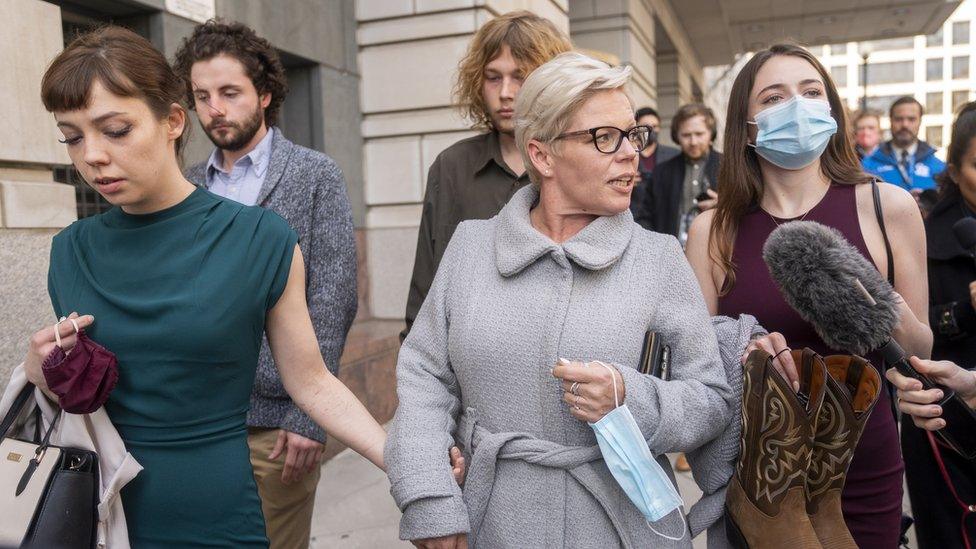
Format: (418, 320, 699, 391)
(453, 11, 572, 130)
(710, 43, 872, 294)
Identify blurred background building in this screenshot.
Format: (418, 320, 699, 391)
(0, 0, 963, 453)
(813, 0, 975, 155)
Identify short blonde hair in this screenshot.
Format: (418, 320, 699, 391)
(514, 52, 632, 184)
(453, 11, 572, 130)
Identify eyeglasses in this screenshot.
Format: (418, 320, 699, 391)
(553, 125, 653, 154)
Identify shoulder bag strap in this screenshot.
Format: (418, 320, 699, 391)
(0, 383, 63, 445)
(871, 179, 904, 430)
(871, 179, 896, 285)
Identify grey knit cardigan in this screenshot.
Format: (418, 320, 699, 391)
(686, 314, 766, 548)
(385, 185, 734, 548)
(186, 129, 357, 442)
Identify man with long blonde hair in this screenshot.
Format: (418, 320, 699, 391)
(402, 11, 571, 338)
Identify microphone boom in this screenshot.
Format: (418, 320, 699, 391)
(763, 221, 976, 459)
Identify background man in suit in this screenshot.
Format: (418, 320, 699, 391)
(863, 96, 945, 194)
(174, 20, 357, 549)
(637, 103, 722, 245)
(631, 106, 680, 219)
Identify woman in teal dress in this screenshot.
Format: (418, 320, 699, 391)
(19, 27, 388, 547)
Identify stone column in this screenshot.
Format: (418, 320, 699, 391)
(567, 1, 705, 147)
(0, 0, 74, 374)
(568, 0, 657, 109)
(655, 51, 696, 145)
(356, 0, 568, 320)
(651, 9, 704, 146)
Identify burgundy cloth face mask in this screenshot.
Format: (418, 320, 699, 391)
(41, 319, 118, 414)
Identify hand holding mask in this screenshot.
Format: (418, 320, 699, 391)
(41, 317, 118, 414)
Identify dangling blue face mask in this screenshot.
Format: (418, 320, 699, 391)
(748, 95, 837, 170)
(581, 360, 687, 540)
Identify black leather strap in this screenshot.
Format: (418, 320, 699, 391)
(0, 383, 62, 445)
(871, 179, 896, 285)
(0, 384, 35, 440)
(872, 179, 907, 434)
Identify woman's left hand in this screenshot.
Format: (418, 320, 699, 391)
(552, 359, 625, 423)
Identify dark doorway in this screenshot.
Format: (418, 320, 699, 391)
(277, 50, 320, 152)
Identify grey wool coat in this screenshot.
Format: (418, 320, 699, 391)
(385, 185, 734, 548)
(185, 129, 357, 442)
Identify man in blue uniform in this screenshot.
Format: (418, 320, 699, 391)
(863, 96, 945, 194)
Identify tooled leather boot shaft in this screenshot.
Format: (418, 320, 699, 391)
(736, 348, 826, 515)
(806, 355, 881, 507)
(806, 355, 881, 548)
(725, 348, 827, 549)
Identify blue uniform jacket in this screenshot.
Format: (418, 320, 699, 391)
(862, 140, 945, 191)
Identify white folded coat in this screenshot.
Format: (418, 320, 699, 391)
(0, 364, 142, 549)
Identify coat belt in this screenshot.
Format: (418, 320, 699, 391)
(456, 407, 641, 548)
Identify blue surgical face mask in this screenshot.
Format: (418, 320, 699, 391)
(748, 95, 837, 170)
(583, 360, 687, 540)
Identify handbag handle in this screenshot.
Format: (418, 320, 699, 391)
(15, 405, 61, 497)
(0, 383, 62, 449)
(0, 383, 64, 496)
(0, 384, 37, 441)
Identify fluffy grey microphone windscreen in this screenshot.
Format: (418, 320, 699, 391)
(761, 221, 900, 356)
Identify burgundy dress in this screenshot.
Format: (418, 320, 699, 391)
(718, 183, 904, 548)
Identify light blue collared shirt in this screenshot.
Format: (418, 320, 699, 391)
(204, 127, 275, 206)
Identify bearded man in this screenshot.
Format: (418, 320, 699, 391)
(175, 19, 357, 549)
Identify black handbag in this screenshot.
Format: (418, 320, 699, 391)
(0, 384, 98, 549)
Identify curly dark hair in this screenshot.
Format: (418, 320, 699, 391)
(173, 19, 288, 126)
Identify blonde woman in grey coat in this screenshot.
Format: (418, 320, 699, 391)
(385, 52, 733, 549)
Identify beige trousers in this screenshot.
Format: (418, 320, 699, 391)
(248, 427, 321, 549)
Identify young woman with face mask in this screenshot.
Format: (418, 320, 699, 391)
(685, 44, 932, 547)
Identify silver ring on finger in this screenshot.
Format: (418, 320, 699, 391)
(570, 381, 580, 396)
(574, 394, 582, 410)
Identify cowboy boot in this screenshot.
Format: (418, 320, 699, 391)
(805, 355, 881, 548)
(725, 348, 827, 549)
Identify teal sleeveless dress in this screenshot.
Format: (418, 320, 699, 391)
(47, 187, 298, 547)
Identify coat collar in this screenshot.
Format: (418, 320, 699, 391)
(494, 185, 634, 277)
(927, 190, 972, 260)
(254, 128, 295, 206)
